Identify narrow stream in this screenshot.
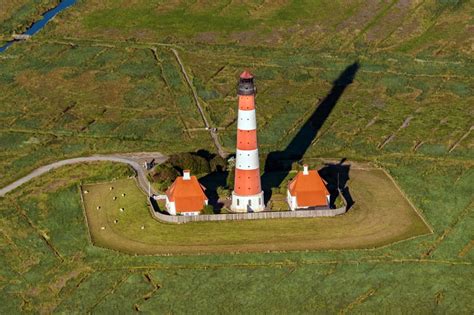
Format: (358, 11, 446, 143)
(0, 0, 76, 53)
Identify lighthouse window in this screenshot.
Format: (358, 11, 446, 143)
(248, 200, 252, 206)
(259, 198, 261, 205)
(237, 199, 240, 206)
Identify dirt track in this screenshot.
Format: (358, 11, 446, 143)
(0, 152, 167, 197)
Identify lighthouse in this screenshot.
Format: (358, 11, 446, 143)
(231, 71, 265, 212)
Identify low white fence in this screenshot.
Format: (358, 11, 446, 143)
(149, 201, 347, 224)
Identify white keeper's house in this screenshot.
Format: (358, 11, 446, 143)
(165, 170, 208, 216)
(287, 165, 330, 210)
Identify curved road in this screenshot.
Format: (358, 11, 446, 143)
(0, 153, 167, 197)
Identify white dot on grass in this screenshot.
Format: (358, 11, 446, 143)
(113, 196, 117, 200)
(141, 226, 145, 230)
(96, 206, 101, 210)
(120, 208, 124, 212)
(100, 226, 106, 230)
(122, 193, 126, 197)
(84, 190, 89, 194)
(110, 187, 114, 190)
(114, 219, 118, 224)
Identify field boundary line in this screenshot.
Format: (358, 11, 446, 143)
(380, 168, 434, 233)
(375, 0, 427, 48)
(78, 183, 93, 245)
(458, 240, 474, 258)
(150, 47, 193, 137)
(52, 269, 94, 313)
(341, 0, 399, 50)
(94, 258, 471, 273)
(448, 125, 473, 153)
(87, 272, 130, 313)
(423, 200, 473, 258)
(170, 48, 209, 128)
(170, 48, 227, 157)
(12, 200, 65, 262)
(339, 288, 376, 314)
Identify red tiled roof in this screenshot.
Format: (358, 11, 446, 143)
(166, 176, 208, 212)
(288, 170, 329, 207)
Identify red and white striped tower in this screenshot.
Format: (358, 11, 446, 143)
(231, 70, 265, 212)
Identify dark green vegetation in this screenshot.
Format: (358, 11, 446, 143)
(151, 151, 226, 191)
(0, 0, 473, 313)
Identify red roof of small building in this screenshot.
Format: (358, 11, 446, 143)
(240, 70, 253, 79)
(288, 168, 330, 207)
(166, 174, 208, 212)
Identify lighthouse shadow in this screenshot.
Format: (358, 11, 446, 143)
(261, 61, 360, 204)
(318, 159, 355, 210)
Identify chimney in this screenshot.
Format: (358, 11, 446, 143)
(303, 164, 309, 175)
(183, 170, 191, 180)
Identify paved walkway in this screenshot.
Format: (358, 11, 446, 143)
(0, 153, 167, 197)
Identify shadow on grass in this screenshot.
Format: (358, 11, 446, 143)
(261, 62, 360, 203)
(199, 171, 228, 213)
(319, 158, 355, 210)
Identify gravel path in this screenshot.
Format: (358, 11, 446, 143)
(0, 153, 167, 197)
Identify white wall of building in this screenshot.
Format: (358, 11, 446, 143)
(286, 190, 331, 210)
(165, 196, 176, 215)
(231, 191, 265, 212)
(287, 190, 298, 211)
(165, 196, 208, 216)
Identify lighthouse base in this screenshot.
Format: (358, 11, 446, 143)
(230, 191, 265, 213)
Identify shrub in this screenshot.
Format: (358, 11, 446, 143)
(217, 186, 230, 198)
(168, 152, 210, 174)
(210, 155, 227, 172)
(151, 164, 179, 189)
(201, 204, 214, 214)
(226, 167, 235, 188)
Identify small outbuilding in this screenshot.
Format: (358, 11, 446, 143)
(287, 165, 330, 210)
(165, 170, 208, 216)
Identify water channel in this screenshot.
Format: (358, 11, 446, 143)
(0, 0, 76, 53)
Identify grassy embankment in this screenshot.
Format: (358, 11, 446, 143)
(81, 169, 430, 255)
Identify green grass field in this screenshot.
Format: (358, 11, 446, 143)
(0, 0, 473, 313)
(82, 171, 429, 255)
(0, 161, 472, 313)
